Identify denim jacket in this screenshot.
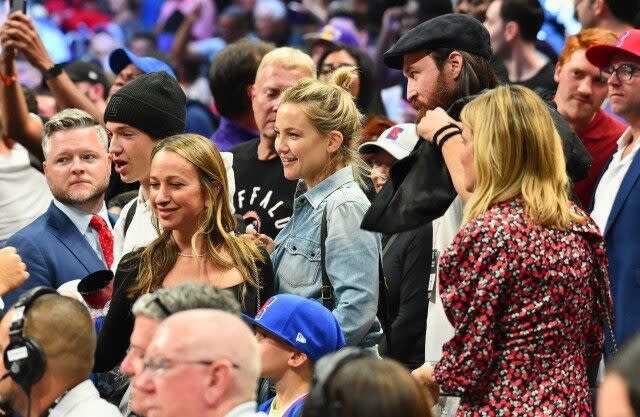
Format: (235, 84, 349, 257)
(271, 166, 383, 347)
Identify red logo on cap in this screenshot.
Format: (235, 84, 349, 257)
(386, 126, 404, 140)
(255, 296, 277, 320)
(616, 31, 630, 47)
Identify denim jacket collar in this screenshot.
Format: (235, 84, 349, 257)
(297, 166, 354, 209)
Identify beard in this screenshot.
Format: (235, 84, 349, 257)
(49, 177, 109, 209)
(411, 72, 459, 123)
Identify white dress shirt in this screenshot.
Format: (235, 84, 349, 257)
(591, 128, 640, 234)
(48, 379, 121, 417)
(224, 401, 267, 417)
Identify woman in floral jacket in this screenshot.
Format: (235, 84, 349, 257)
(415, 85, 613, 416)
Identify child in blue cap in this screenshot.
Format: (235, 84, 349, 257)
(245, 294, 346, 417)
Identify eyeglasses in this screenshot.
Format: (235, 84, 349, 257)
(319, 63, 357, 77)
(600, 64, 640, 82)
(142, 356, 240, 376)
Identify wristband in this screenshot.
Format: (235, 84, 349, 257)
(436, 129, 461, 151)
(43, 63, 64, 81)
(0, 71, 17, 86)
(431, 123, 458, 144)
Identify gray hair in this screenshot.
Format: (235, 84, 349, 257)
(131, 282, 242, 321)
(42, 108, 109, 159)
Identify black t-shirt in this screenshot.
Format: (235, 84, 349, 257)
(231, 138, 297, 239)
(379, 223, 432, 370)
(517, 61, 558, 92)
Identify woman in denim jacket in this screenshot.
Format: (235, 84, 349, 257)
(264, 67, 383, 349)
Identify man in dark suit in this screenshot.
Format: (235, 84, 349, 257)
(586, 30, 640, 350)
(5, 108, 114, 307)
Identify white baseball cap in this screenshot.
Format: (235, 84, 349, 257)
(358, 123, 419, 161)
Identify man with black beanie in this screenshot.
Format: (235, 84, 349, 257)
(106, 71, 236, 271)
(105, 71, 186, 271)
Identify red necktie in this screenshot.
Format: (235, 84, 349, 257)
(89, 214, 114, 269)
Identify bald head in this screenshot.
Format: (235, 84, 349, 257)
(151, 309, 260, 398)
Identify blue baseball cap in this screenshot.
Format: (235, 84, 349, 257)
(244, 294, 346, 362)
(108, 48, 176, 79)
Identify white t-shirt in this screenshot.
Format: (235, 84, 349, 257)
(426, 196, 464, 416)
(111, 192, 159, 272)
(425, 196, 464, 363)
(0, 144, 52, 242)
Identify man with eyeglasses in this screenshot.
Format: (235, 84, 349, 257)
(136, 309, 265, 417)
(586, 29, 640, 351)
(112, 283, 241, 417)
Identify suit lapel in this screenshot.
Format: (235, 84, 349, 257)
(46, 203, 106, 271)
(605, 150, 640, 236)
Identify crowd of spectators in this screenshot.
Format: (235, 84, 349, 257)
(1, 0, 640, 416)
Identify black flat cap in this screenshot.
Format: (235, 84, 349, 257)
(383, 13, 492, 69)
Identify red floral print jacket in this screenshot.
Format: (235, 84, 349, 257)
(433, 198, 612, 416)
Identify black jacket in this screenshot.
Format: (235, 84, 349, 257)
(362, 91, 591, 234)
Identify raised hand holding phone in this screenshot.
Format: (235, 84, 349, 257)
(9, 0, 27, 15)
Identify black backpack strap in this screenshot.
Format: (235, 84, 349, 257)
(123, 201, 138, 236)
(381, 234, 399, 258)
(378, 256, 391, 352)
(320, 208, 333, 309)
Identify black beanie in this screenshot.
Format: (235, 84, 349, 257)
(104, 71, 186, 139)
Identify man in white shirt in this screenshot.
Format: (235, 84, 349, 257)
(0, 288, 121, 417)
(5, 109, 115, 308)
(586, 29, 640, 350)
(136, 309, 266, 417)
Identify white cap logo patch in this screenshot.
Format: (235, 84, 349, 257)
(296, 332, 307, 344)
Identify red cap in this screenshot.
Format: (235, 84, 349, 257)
(78, 270, 114, 310)
(586, 30, 640, 68)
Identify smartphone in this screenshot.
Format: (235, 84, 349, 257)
(9, 0, 27, 14)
